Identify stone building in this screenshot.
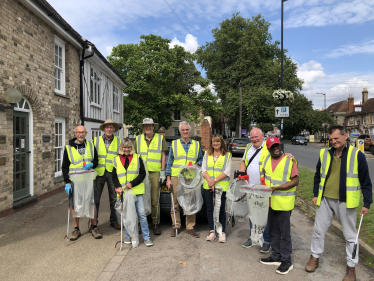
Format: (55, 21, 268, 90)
(0, 0, 126, 215)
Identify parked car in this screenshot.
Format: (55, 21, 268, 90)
(291, 136, 307, 145)
(228, 138, 251, 156)
(356, 134, 374, 154)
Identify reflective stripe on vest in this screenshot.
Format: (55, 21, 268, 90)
(317, 146, 361, 208)
(264, 154, 296, 211)
(94, 136, 121, 176)
(136, 133, 163, 172)
(113, 154, 145, 195)
(244, 143, 269, 174)
(171, 139, 199, 177)
(66, 141, 94, 174)
(203, 151, 231, 191)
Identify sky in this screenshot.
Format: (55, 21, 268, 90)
(48, 0, 374, 109)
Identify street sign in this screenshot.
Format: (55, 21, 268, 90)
(357, 139, 364, 152)
(275, 106, 289, 117)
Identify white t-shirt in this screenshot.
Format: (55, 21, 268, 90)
(242, 142, 264, 185)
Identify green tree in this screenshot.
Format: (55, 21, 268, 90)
(108, 34, 221, 133)
(196, 13, 303, 134)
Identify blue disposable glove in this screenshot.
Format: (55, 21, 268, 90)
(65, 184, 72, 195)
(83, 162, 93, 170)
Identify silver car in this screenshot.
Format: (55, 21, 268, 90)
(228, 138, 251, 156)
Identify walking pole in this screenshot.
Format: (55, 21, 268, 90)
(64, 190, 71, 246)
(155, 179, 162, 225)
(352, 214, 364, 259)
(170, 183, 178, 237)
(115, 192, 124, 251)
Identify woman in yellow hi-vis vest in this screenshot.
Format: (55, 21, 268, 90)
(112, 138, 153, 247)
(202, 134, 231, 243)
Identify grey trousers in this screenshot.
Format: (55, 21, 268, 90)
(311, 197, 358, 267)
(95, 170, 117, 224)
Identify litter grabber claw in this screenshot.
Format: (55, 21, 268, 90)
(188, 161, 192, 166)
(352, 214, 364, 259)
(238, 175, 249, 182)
(170, 184, 178, 237)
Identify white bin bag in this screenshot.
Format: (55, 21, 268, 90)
(123, 189, 139, 248)
(176, 165, 204, 215)
(69, 170, 97, 219)
(142, 163, 152, 216)
(213, 184, 223, 237)
(240, 184, 272, 246)
(226, 179, 248, 219)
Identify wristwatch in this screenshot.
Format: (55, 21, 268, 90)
(214, 178, 217, 182)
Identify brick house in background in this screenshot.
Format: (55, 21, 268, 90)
(344, 88, 374, 135)
(0, 0, 126, 215)
(326, 99, 348, 127)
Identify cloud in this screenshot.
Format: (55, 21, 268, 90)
(297, 60, 374, 108)
(326, 40, 374, 58)
(106, 46, 113, 55)
(169, 33, 199, 53)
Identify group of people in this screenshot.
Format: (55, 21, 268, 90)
(62, 119, 372, 280)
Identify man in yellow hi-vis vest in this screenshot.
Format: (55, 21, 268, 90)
(166, 121, 203, 238)
(94, 119, 121, 230)
(305, 125, 372, 281)
(136, 118, 168, 235)
(62, 125, 101, 240)
(259, 136, 299, 275)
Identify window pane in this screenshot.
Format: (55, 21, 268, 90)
(59, 123, 62, 133)
(59, 135, 62, 146)
(91, 68, 93, 77)
(24, 101, 29, 109)
(58, 80, 61, 90)
(59, 46, 62, 56)
(55, 55, 58, 66)
(90, 80, 93, 101)
(55, 123, 58, 133)
(59, 57, 62, 68)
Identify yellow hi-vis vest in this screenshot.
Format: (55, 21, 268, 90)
(94, 136, 121, 176)
(66, 141, 94, 173)
(113, 154, 145, 195)
(136, 133, 163, 172)
(263, 155, 297, 211)
(317, 146, 361, 208)
(171, 139, 200, 177)
(244, 143, 269, 173)
(203, 151, 231, 191)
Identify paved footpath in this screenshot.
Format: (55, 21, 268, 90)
(1, 157, 374, 281)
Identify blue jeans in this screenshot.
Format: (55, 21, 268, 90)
(125, 195, 150, 241)
(249, 217, 270, 244)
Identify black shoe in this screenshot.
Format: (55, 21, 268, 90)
(260, 256, 281, 266)
(260, 243, 271, 253)
(242, 238, 252, 248)
(276, 261, 293, 275)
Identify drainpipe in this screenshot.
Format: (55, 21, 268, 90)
(80, 38, 94, 126)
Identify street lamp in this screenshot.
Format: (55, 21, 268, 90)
(317, 92, 327, 145)
(0, 88, 22, 111)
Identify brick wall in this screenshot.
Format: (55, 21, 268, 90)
(200, 119, 211, 152)
(0, 0, 81, 212)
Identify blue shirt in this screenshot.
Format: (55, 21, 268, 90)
(166, 138, 203, 176)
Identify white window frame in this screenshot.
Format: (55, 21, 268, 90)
(91, 129, 102, 141)
(90, 67, 102, 107)
(173, 127, 180, 137)
(113, 85, 120, 113)
(54, 36, 65, 95)
(174, 110, 181, 121)
(55, 118, 65, 177)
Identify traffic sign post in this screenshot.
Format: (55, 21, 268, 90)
(357, 139, 364, 152)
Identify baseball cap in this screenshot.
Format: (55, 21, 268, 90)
(266, 137, 281, 149)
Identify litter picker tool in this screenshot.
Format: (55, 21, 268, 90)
(170, 183, 178, 237)
(64, 189, 72, 246)
(155, 179, 162, 225)
(352, 214, 364, 259)
(115, 192, 124, 251)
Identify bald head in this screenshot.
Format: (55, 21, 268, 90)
(250, 128, 264, 148)
(74, 125, 87, 144)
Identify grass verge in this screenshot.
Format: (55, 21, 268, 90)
(297, 167, 374, 250)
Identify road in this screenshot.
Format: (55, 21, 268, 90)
(283, 143, 374, 181)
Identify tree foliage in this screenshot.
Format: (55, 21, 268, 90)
(108, 34, 221, 133)
(196, 13, 303, 133)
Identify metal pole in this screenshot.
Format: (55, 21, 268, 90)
(324, 94, 326, 145)
(280, 0, 286, 152)
(239, 80, 242, 137)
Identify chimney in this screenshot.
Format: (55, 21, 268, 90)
(362, 87, 368, 104)
(348, 94, 354, 113)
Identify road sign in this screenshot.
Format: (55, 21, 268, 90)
(275, 106, 289, 117)
(357, 139, 364, 152)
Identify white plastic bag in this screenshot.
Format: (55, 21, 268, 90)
(69, 170, 96, 219)
(213, 184, 223, 237)
(176, 165, 204, 215)
(114, 195, 122, 225)
(241, 184, 272, 246)
(142, 163, 152, 216)
(123, 189, 139, 248)
(226, 179, 248, 219)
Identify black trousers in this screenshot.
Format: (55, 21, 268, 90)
(269, 208, 292, 262)
(95, 170, 117, 223)
(204, 189, 226, 233)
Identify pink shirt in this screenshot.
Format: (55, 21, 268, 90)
(264, 154, 299, 178)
